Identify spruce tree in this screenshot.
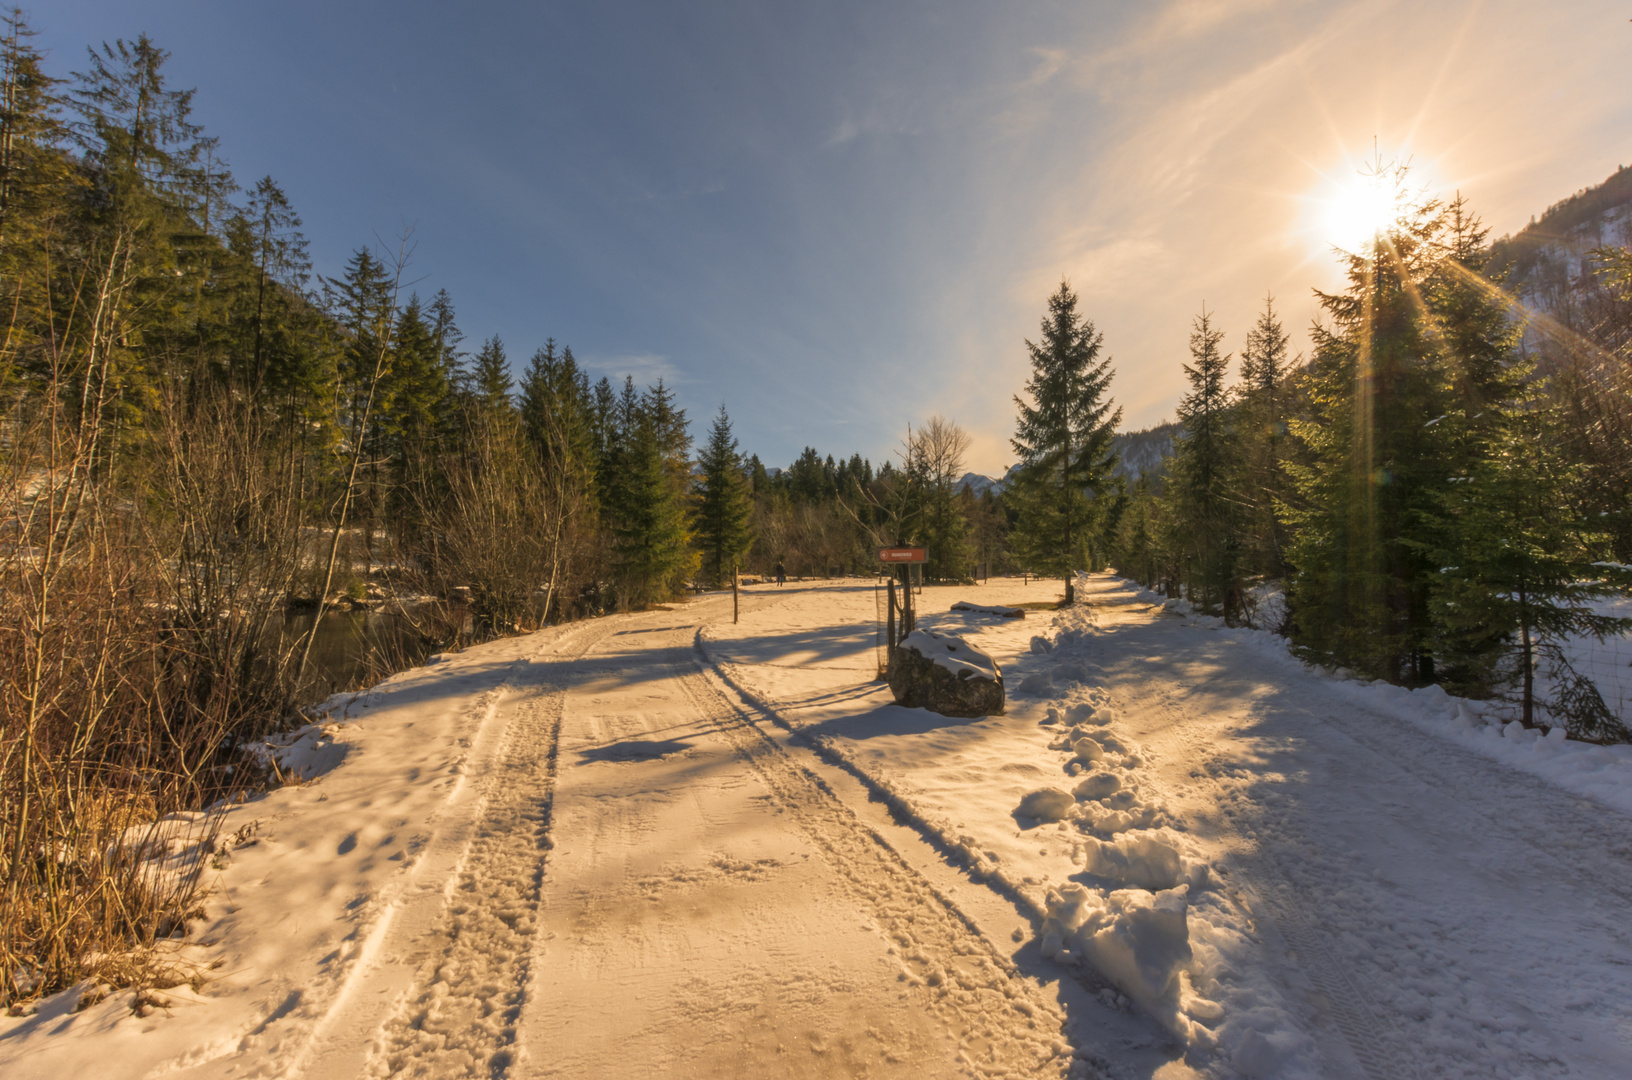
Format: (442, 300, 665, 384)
(1418, 195, 1632, 718)
(515, 340, 598, 619)
(695, 405, 755, 586)
(1235, 294, 1295, 578)
(428, 289, 464, 384)
(1009, 280, 1122, 601)
(384, 296, 448, 448)
(0, 8, 69, 339)
(607, 383, 693, 607)
(471, 335, 512, 414)
(1426, 403, 1632, 728)
(519, 339, 596, 492)
(323, 247, 397, 525)
(1169, 304, 1239, 615)
(235, 176, 310, 395)
(588, 376, 618, 483)
(641, 377, 692, 496)
(1286, 164, 1460, 683)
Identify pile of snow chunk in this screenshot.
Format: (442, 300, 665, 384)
(1015, 787, 1075, 822)
(1022, 597, 1230, 1047)
(1042, 882, 1203, 1034)
(1078, 829, 1209, 892)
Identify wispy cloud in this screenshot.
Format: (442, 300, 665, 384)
(584, 352, 687, 387)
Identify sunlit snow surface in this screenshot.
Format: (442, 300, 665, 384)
(705, 574, 1632, 1079)
(5, 574, 1632, 1080)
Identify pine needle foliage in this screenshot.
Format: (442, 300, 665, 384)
(695, 404, 755, 587)
(1009, 280, 1123, 599)
(1169, 304, 1239, 615)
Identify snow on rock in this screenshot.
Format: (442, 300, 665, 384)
(950, 600, 1026, 618)
(897, 628, 1000, 681)
(1015, 787, 1076, 822)
(888, 629, 1005, 717)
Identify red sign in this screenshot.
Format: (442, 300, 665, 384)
(877, 547, 927, 563)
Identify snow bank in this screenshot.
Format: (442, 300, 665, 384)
(1115, 574, 1632, 820)
(1194, 595, 1632, 819)
(246, 720, 350, 783)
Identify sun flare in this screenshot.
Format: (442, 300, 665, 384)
(1319, 174, 1399, 253)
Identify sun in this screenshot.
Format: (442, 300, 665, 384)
(1318, 172, 1400, 253)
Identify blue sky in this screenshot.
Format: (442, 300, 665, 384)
(41, 1, 1632, 474)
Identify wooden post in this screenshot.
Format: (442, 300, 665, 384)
(902, 566, 915, 636)
(886, 576, 897, 653)
(733, 567, 739, 624)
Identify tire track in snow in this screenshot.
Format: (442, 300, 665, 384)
(360, 615, 631, 1079)
(361, 672, 564, 1078)
(668, 634, 1083, 1080)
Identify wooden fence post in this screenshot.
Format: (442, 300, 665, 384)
(886, 576, 897, 653)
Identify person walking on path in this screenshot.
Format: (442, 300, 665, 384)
(775, 561, 786, 586)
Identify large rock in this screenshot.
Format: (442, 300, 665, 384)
(887, 629, 1004, 718)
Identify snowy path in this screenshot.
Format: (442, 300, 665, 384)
(513, 608, 1073, 1078)
(0, 592, 1086, 1079)
(8, 576, 1630, 1079)
(1089, 577, 1632, 1079)
(703, 576, 1632, 1079)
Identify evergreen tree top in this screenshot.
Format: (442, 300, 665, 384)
(1238, 293, 1291, 396)
(473, 335, 513, 411)
(1010, 280, 1122, 485)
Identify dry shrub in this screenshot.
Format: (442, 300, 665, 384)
(0, 378, 301, 1008)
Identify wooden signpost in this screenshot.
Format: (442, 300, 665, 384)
(877, 547, 925, 660)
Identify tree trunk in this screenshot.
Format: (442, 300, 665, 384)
(1519, 579, 1535, 728)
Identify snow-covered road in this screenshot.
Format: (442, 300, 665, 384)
(1091, 578, 1632, 1079)
(5, 574, 1630, 1079)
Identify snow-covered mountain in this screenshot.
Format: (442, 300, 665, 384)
(1110, 422, 1180, 482)
(955, 471, 1005, 496)
(1489, 164, 1632, 356)
(958, 426, 1178, 496)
